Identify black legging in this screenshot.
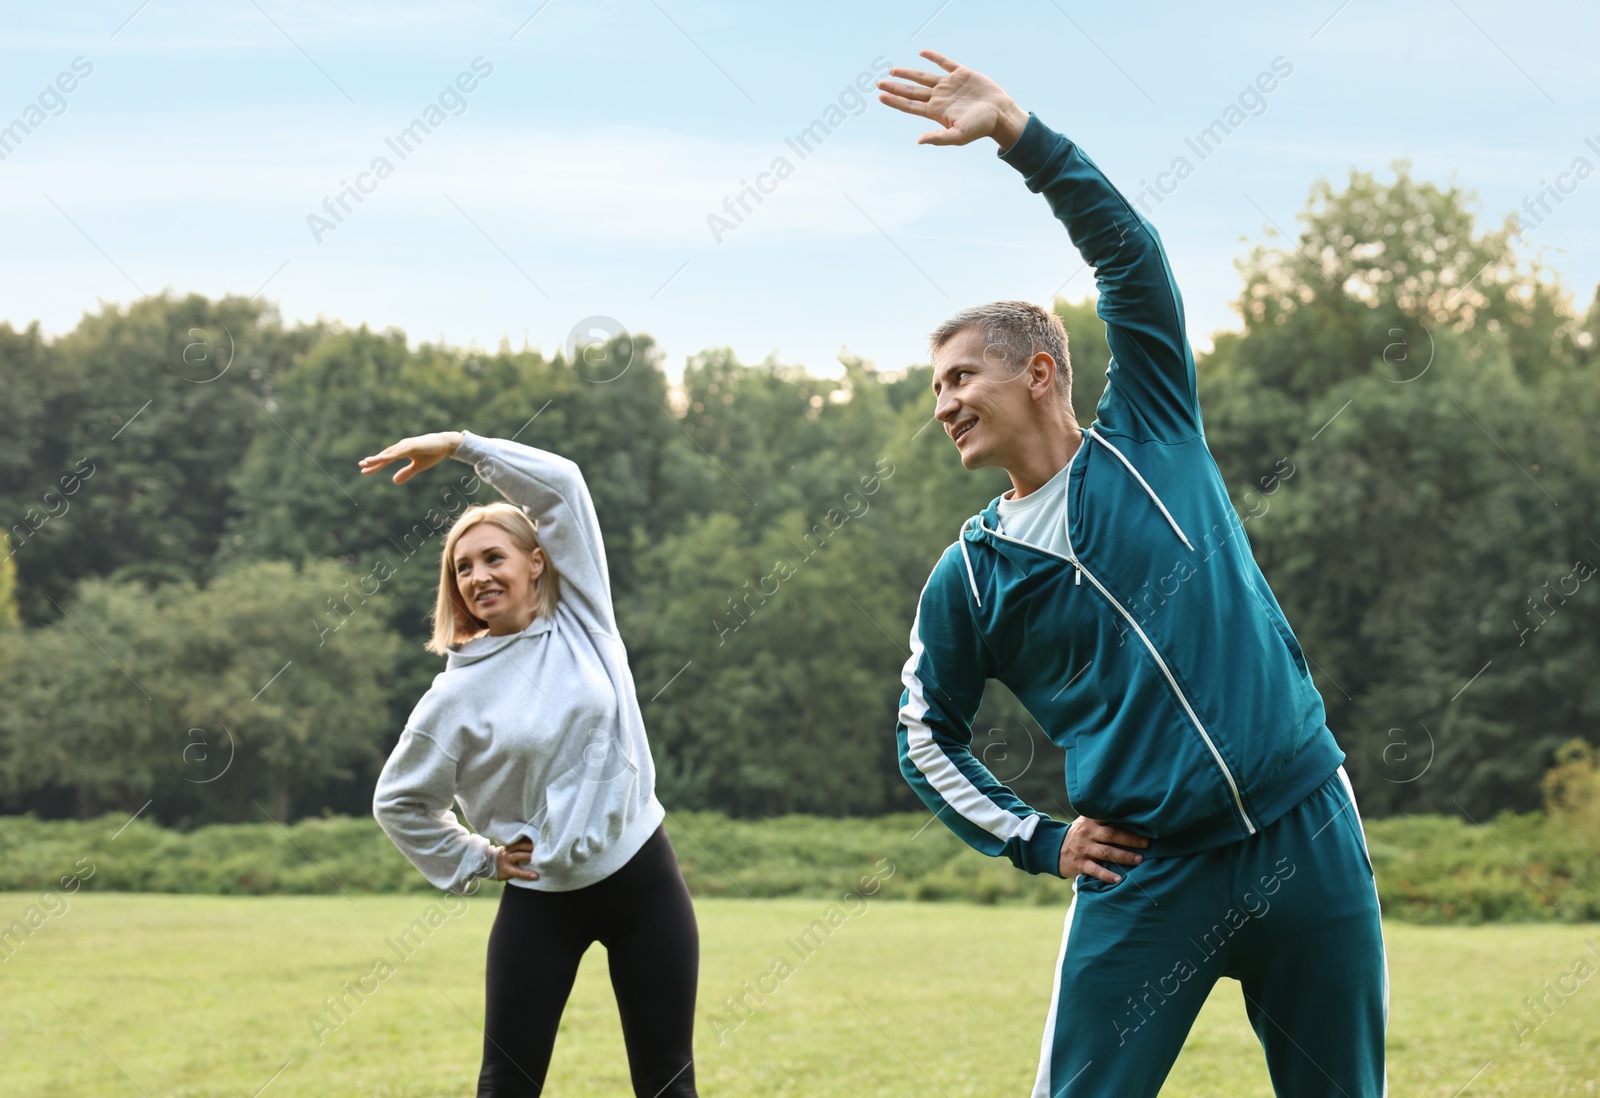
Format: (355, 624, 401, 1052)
(476, 824, 699, 1096)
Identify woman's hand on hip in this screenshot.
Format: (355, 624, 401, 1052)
(496, 838, 539, 882)
(359, 431, 465, 485)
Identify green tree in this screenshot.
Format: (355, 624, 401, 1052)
(0, 295, 318, 625)
(1054, 296, 1111, 426)
(0, 561, 401, 824)
(0, 533, 18, 631)
(1200, 162, 1599, 815)
(165, 560, 401, 823)
(0, 577, 180, 817)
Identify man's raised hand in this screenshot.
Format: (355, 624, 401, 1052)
(876, 49, 1030, 151)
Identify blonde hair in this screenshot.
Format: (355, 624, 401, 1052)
(427, 502, 561, 655)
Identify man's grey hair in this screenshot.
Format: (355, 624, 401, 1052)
(928, 300, 1072, 397)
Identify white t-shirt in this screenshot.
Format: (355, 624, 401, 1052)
(995, 451, 1077, 558)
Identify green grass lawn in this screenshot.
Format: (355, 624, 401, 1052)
(1, 893, 1596, 1096)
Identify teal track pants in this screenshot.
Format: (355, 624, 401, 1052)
(1032, 767, 1387, 1097)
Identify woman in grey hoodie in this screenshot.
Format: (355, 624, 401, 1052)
(361, 429, 698, 1097)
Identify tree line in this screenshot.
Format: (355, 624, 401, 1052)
(1, 161, 1596, 826)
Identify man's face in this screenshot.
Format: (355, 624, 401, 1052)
(931, 327, 1037, 470)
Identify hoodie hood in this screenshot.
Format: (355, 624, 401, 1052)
(446, 611, 555, 669)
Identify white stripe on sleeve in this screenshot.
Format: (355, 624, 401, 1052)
(899, 599, 1040, 844)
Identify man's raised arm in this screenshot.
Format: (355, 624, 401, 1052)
(879, 50, 1201, 442)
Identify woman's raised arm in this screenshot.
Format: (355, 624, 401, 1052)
(360, 430, 616, 633)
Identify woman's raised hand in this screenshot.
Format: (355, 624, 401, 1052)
(358, 431, 465, 485)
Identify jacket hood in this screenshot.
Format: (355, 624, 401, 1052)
(956, 426, 1196, 606)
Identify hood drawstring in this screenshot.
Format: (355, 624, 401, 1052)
(958, 520, 983, 607)
(1084, 427, 1194, 550)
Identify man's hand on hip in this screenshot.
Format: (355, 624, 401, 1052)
(1060, 817, 1149, 884)
(876, 48, 1031, 152)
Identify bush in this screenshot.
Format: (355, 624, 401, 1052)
(2, 801, 1596, 923)
(1342, 740, 1600, 923)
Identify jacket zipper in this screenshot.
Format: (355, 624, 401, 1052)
(1067, 432, 1254, 834)
(971, 517, 1258, 837)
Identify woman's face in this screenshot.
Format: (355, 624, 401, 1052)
(453, 521, 545, 635)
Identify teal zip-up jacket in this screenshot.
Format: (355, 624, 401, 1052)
(896, 113, 1345, 875)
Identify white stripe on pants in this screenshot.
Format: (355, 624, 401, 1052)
(1032, 878, 1081, 1097)
(1335, 764, 1390, 1098)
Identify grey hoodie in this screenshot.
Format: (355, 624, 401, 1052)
(372, 431, 665, 894)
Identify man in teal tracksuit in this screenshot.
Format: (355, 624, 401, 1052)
(879, 52, 1386, 1096)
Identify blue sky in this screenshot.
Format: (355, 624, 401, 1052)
(2, 0, 1596, 380)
